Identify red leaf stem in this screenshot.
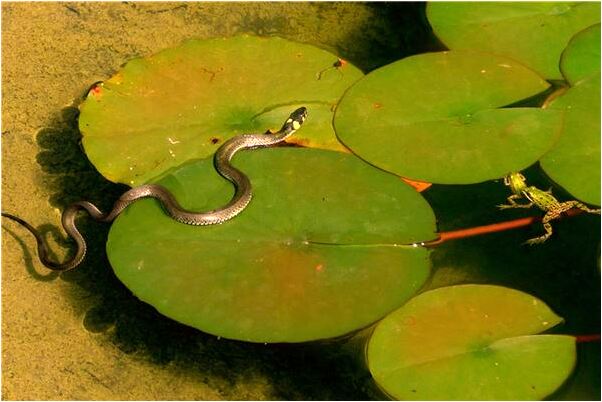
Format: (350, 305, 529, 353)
(575, 334, 601, 343)
(423, 209, 584, 247)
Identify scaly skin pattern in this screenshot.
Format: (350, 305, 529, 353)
(1, 107, 308, 271)
(498, 172, 600, 245)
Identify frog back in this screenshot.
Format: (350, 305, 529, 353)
(522, 186, 560, 210)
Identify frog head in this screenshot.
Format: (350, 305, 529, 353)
(503, 172, 528, 194)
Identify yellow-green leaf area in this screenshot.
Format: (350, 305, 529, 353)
(367, 285, 576, 400)
(560, 24, 601, 85)
(107, 148, 436, 342)
(79, 35, 362, 186)
(540, 75, 601, 206)
(427, 2, 601, 79)
(334, 51, 563, 184)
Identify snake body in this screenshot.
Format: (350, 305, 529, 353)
(2, 107, 307, 271)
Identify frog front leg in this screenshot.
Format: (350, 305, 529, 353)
(497, 194, 533, 210)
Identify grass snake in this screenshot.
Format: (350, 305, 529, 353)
(2, 106, 308, 271)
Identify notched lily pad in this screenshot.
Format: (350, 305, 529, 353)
(367, 284, 576, 400)
(541, 75, 601, 206)
(107, 148, 437, 342)
(540, 25, 600, 205)
(79, 35, 363, 186)
(427, 2, 601, 79)
(334, 51, 563, 184)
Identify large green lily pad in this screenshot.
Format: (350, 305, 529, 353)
(367, 285, 576, 400)
(107, 148, 436, 342)
(560, 24, 601, 85)
(427, 2, 601, 80)
(540, 75, 601, 206)
(79, 35, 362, 186)
(334, 51, 563, 184)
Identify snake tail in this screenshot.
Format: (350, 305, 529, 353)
(2, 206, 93, 271)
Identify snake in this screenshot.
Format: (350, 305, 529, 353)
(1, 106, 308, 271)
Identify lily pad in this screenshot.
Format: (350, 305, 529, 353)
(560, 23, 601, 85)
(367, 285, 576, 400)
(427, 2, 601, 80)
(79, 35, 362, 186)
(334, 51, 563, 184)
(107, 148, 436, 342)
(540, 75, 601, 205)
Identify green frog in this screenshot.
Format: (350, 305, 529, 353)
(498, 172, 600, 245)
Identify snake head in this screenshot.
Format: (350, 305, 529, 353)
(290, 106, 308, 122)
(282, 107, 308, 133)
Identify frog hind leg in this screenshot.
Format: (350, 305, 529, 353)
(524, 221, 554, 245)
(571, 201, 601, 215)
(498, 194, 533, 210)
(524, 208, 563, 245)
(523, 201, 599, 245)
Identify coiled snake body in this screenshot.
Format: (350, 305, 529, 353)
(2, 107, 308, 271)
